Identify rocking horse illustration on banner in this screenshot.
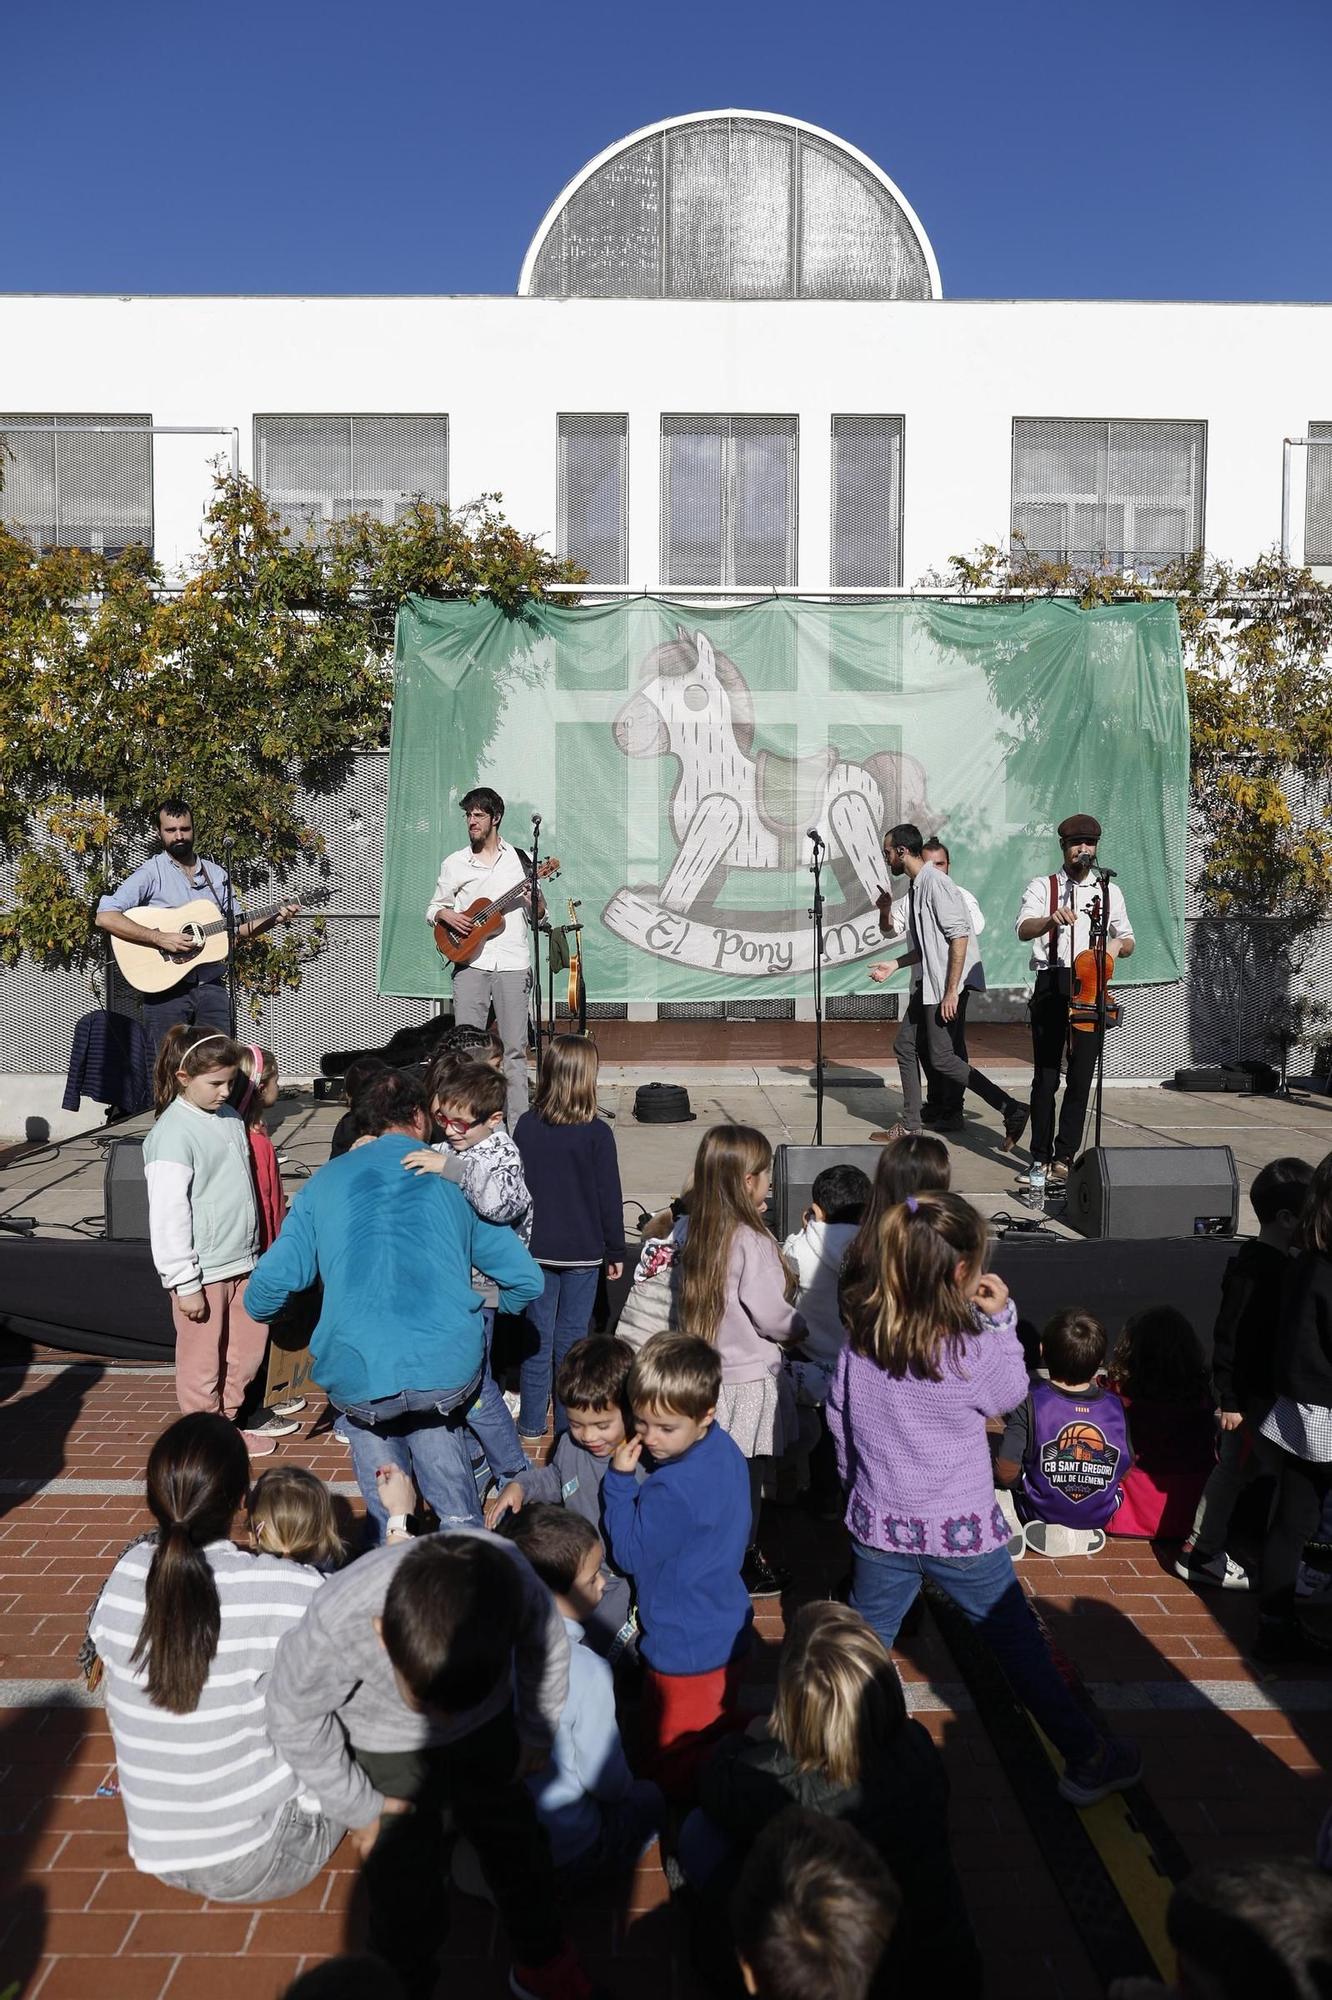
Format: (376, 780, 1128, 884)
(602, 627, 943, 979)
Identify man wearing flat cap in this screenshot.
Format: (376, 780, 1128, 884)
(1012, 814, 1134, 1195)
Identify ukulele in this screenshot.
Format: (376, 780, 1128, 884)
(1068, 894, 1123, 1031)
(433, 857, 561, 967)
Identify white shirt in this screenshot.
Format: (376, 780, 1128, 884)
(886, 878, 985, 991)
(1015, 869, 1133, 976)
(425, 838, 531, 973)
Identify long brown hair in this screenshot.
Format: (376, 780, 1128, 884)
(840, 1134, 951, 1308)
(152, 1023, 244, 1115)
(530, 1035, 600, 1125)
(130, 1414, 251, 1713)
(1297, 1150, 1332, 1255)
(677, 1124, 773, 1344)
(249, 1465, 344, 1569)
(840, 1189, 987, 1381)
(773, 1603, 907, 1789)
(230, 1043, 278, 1127)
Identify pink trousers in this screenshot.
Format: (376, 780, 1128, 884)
(171, 1276, 268, 1420)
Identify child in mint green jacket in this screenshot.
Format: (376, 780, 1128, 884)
(142, 1024, 270, 1445)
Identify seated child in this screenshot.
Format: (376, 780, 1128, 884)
(1104, 1857, 1332, 2000)
(1107, 1307, 1216, 1540)
(601, 1333, 752, 1798)
(484, 1336, 642, 1662)
(781, 1164, 871, 1406)
(1176, 1155, 1313, 1591)
(249, 1465, 346, 1570)
(995, 1309, 1130, 1556)
(730, 1809, 901, 2000)
(682, 1602, 980, 1997)
(488, 1505, 663, 1894)
(403, 1062, 530, 1490)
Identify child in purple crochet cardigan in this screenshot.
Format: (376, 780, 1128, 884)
(827, 1189, 1141, 1809)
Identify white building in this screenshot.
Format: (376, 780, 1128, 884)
(2, 109, 1330, 587)
(4, 110, 1330, 1126)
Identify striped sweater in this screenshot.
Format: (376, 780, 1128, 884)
(89, 1539, 325, 1876)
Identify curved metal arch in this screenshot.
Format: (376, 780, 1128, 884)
(517, 109, 942, 301)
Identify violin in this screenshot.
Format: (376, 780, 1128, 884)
(1068, 895, 1122, 1032)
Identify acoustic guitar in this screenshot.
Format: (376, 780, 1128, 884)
(110, 895, 307, 995)
(433, 858, 561, 968)
(566, 896, 586, 1034)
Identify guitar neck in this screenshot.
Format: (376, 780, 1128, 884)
(190, 899, 282, 942)
(474, 883, 532, 927)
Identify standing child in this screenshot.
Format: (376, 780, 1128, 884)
(828, 1189, 1141, 1806)
(1105, 1308, 1216, 1540)
(995, 1309, 1130, 1557)
(232, 1045, 308, 1433)
(1257, 1149, 1332, 1661)
(674, 1124, 804, 1595)
(485, 1336, 642, 1662)
(488, 1505, 663, 1892)
(602, 1334, 752, 1798)
(781, 1163, 871, 1407)
(143, 1025, 289, 1456)
(1176, 1156, 1313, 1592)
(403, 1062, 530, 1490)
(514, 1037, 625, 1445)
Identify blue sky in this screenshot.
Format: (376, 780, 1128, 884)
(1, 0, 1326, 300)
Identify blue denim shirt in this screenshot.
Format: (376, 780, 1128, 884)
(98, 853, 241, 988)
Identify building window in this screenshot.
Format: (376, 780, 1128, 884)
(1306, 422, 1332, 566)
(1011, 418, 1206, 572)
(0, 413, 152, 556)
(661, 415, 798, 586)
(558, 415, 628, 584)
(831, 415, 904, 587)
(254, 415, 448, 540)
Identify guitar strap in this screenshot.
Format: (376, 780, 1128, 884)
(1047, 873, 1061, 971)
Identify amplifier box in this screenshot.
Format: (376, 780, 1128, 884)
(103, 1136, 150, 1242)
(1065, 1146, 1239, 1241)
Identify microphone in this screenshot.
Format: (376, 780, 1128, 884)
(1096, 863, 1118, 880)
(531, 812, 542, 829)
(806, 827, 824, 848)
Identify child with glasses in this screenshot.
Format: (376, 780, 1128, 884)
(404, 1064, 532, 1492)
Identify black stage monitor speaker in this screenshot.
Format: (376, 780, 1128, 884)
(104, 1136, 151, 1242)
(1065, 1146, 1239, 1241)
(772, 1144, 884, 1240)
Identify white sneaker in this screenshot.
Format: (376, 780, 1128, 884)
(1174, 1548, 1250, 1590)
(1023, 1522, 1107, 1558)
(502, 1389, 522, 1421)
(1297, 1561, 1332, 1598)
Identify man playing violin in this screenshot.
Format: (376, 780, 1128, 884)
(425, 787, 544, 1123)
(1012, 813, 1134, 1197)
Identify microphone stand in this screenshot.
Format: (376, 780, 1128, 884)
(808, 831, 827, 1144)
(1091, 866, 1115, 1152)
(529, 815, 545, 1087)
(221, 837, 239, 1037)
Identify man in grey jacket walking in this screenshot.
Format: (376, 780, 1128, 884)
(869, 822, 1029, 1150)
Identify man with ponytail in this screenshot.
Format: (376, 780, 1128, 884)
(89, 1415, 339, 1900)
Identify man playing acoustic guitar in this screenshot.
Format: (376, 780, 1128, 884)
(426, 788, 544, 1124)
(1013, 812, 1134, 1198)
(95, 799, 296, 1054)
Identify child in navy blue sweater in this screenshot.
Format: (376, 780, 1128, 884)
(514, 1036, 625, 1444)
(602, 1334, 751, 1798)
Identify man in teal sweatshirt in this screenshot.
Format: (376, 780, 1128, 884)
(245, 1068, 543, 1538)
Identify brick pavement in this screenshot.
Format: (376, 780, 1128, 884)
(2, 1352, 1329, 2000)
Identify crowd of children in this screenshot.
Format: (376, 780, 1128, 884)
(114, 1034, 1332, 1996)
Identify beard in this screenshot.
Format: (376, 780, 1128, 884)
(165, 838, 193, 859)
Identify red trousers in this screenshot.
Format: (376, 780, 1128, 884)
(171, 1275, 268, 1420)
(642, 1660, 747, 1800)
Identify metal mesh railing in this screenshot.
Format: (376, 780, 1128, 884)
(0, 414, 153, 555)
(254, 415, 449, 542)
(1011, 418, 1206, 573)
(557, 415, 628, 583)
(1307, 422, 1332, 567)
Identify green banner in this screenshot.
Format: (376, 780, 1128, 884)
(380, 597, 1188, 1003)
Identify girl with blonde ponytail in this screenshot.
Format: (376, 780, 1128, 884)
(827, 1190, 1143, 1809)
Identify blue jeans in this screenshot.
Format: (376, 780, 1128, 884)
(849, 1538, 1101, 1764)
(339, 1378, 484, 1544)
(519, 1265, 600, 1436)
(465, 1308, 528, 1483)
(140, 974, 233, 1059)
(556, 1781, 664, 1896)
(677, 1807, 734, 1890)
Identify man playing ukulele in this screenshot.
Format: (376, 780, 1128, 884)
(95, 798, 295, 1053)
(426, 788, 544, 1123)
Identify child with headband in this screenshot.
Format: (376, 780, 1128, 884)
(143, 1025, 283, 1456)
(231, 1045, 307, 1439)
